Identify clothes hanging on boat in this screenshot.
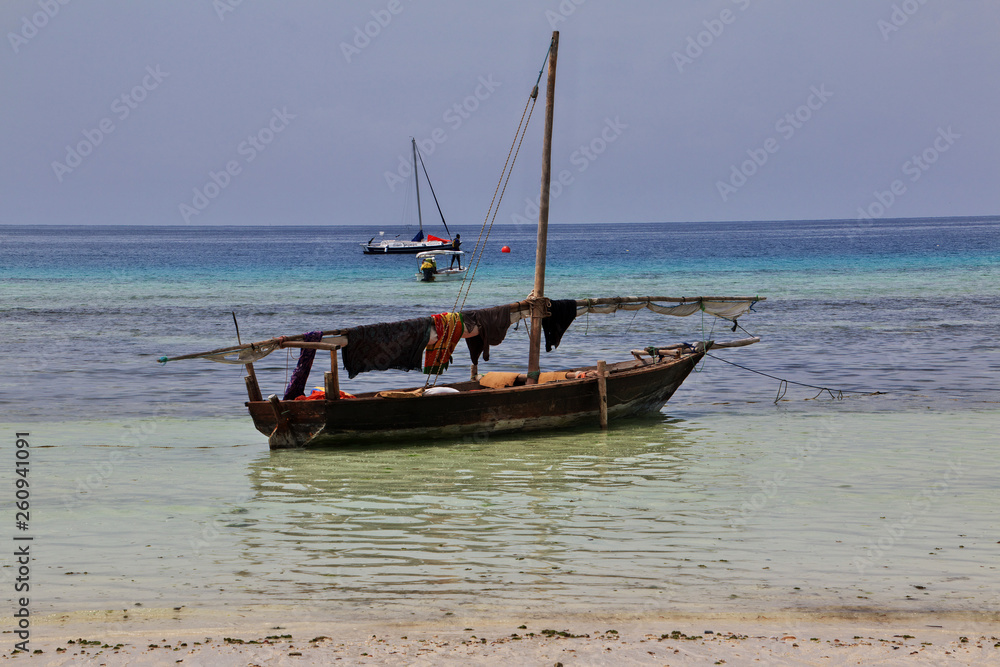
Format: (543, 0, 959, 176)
(282, 330, 324, 400)
(341, 317, 433, 379)
(463, 304, 511, 364)
(424, 312, 465, 374)
(478, 371, 521, 389)
(542, 299, 578, 352)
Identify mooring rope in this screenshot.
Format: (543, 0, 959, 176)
(703, 352, 883, 404)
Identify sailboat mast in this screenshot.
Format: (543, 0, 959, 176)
(411, 137, 424, 235)
(416, 148, 452, 238)
(526, 31, 559, 385)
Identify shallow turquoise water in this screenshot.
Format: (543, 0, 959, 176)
(9, 410, 997, 619)
(1, 218, 998, 619)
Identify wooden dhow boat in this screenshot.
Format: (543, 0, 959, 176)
(160, 33, 764, 449)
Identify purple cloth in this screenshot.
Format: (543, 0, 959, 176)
(282, 330, 324, 400)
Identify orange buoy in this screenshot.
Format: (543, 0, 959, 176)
(501, 245, 511, 253)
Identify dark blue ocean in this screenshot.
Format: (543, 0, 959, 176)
(1, 218, 998, 621)
(2, 218, 998, 417)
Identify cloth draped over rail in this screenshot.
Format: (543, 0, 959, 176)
(282, 331, 324, 400)
(167, 297, 761, 377)
(341, 317, 433, 379)
(462, 304, 512, 364)
(542, 299, 578, 352)
(424, 312, 465, 374)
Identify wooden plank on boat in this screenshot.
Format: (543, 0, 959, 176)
(244, 363, 263, 402)
(629, 338, 759, 359)
(597, 359, 608, 430)
(710, 337, 760, 348)
(279, 341, 345, 351)
(267, 394, 301, 449)
(325, 370, 339, 402)
(327, 348, 341, 400)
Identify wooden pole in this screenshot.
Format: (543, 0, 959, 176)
(526, 31, 559, 385)
(596, 360, 608, 429)
(244, 363, 263, 402)
(325, 348, 340, 401)
(278, 341, 344, 351)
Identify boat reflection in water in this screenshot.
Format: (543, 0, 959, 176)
(231, 416, 710, 616)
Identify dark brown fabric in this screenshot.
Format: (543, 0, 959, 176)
(341, 317, 432, 379)
(542, 299, 577, 352)
(463, 305, 511, 364)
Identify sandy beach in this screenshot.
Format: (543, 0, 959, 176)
(5, 609, 999, 666)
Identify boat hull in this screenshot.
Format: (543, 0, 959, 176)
(416, 267, 467, 282)
(247, 352, 703, 448)
(362, 241, 453, 254)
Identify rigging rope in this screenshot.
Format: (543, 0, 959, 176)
(693, 310, 719, 373)
(703, 351, 883, 404)
(425, 42, 553, 387)
(451, 39, 553, 316)
(459, 101, 537, 313)
(451, 95, 536, 315)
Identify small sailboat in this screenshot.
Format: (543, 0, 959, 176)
(162, 32, 764, 449)
(361, 138, 456, 254)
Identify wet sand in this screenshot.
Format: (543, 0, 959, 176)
(5, 608, 998, 665)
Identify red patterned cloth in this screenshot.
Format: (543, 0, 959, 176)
(424, 312, 465, 374)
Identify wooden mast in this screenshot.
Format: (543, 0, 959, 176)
(526, 31, 559, 385)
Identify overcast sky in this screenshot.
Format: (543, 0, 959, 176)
(2, 0, 998, 226)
